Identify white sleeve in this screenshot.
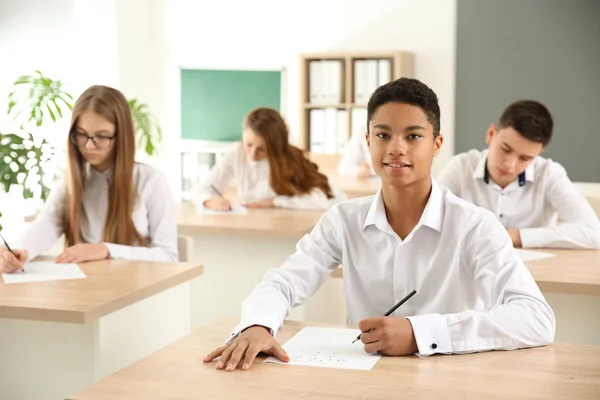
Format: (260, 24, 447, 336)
(273, 187, 330, 210)
(13, 178, 67, 261)
(435, 155, 465, 197)
(407, 211, 555, 357)
(192, 144, 237, 208)
(519, 163, 600, 249)
(227, 207, 343, 340)
(337, 137, 368, 177)
(103, 171, 178, 262)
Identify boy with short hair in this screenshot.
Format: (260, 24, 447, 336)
(204, 78, 555, 371)
(437, 100, 600, 249)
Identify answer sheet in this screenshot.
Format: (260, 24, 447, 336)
(1, 262, 86, 284)
(195, 204, 248, 215)
(265, 327, 381, 370)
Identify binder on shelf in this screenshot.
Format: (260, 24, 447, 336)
(377, 59, 391, 86)
(354, 58, 393, 104)
(308, 60, 343, 105)
(310, 108, 348, 154)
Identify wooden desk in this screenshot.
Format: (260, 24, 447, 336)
(175, 203, 323, 238)
(327, 174, 380, 199)
(331, 249, 600, 346)
(68, 317, 600, 400)
(0, 260, 203, 400)
(175, 203, 344, 330)
(524, 249, 600, 296)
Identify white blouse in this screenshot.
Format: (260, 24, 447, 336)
(194, 142, 345, 210)
(13, 163, 178, 262)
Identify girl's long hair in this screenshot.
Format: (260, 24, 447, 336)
(244, 108, 333, 199)
(64, 85, 145, 247)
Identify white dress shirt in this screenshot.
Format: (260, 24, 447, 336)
(14, 163, 178, 262)
(229, 180, 555, 357)
(436, 149, 600, 249)
(194, 141, 345, 210)
(337, 135, 376, 177)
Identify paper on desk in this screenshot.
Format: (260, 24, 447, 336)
(1, 262, 86, 284)
(515, 249, 556, 262)
(264, 327, 381, 370)
(195, 204, 248, 215)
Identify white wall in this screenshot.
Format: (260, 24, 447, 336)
(115, 0, 458, 198)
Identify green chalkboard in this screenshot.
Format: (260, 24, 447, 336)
(180, 69, 281, 141)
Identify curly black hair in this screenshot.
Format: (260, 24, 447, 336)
(367, 77, 441, 137)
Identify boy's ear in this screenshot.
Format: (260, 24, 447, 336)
(365, 131, 370, 148)
(485, 124, 497, 145)
(433, 134, 444, 157)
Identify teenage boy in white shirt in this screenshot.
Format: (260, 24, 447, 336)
(203, 78, 555, 371)
(437, 100, 600, 249)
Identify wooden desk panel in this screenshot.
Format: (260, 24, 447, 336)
(175, 203, 324, 238)
(68, 317, 600, 400)
(0, 260, 203, 323)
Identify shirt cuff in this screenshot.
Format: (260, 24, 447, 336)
(226, 315, 282, 344)
(103, 242, 128, 259)
(519, 228, 545, 248)
(273, 196, 288, 208)
(406, 313, 452, 357)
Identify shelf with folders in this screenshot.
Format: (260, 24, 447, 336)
(298, 51, 414, 156)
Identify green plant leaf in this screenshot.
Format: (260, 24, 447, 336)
(45, 103, 56, 122)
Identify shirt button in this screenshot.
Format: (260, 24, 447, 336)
(500, 214, 504, 218)
(432, 343, 438, 349)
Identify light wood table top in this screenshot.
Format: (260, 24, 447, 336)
(328, 174, 380, 199)
(68, 316, 600, 400)
(332, 249, 600, 296)
(0, 260, 203, 323)
(525, 249, 600, 295)
(175, 203, 324, 239)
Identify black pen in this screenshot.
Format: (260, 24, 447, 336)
(210, 184, 231, 210)
(0, 232, 24, 272)
(210, 184, 225, 199)
(352, 289, 417, 344)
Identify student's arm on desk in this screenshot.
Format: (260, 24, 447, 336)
(337, 136, 373, 178)
(519, 163, 600, 249)
(192, 144, 237, 208)
(273, 187, 330, 210)
(12, 177, 67, 261)
(406, 211, 556, 357)
(229, 207, 343, 338)
(104, 172, 179, 262)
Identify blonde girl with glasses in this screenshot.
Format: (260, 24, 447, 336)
(0, 85, 178, 273)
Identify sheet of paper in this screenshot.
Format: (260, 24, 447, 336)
(1, 262, 86, 284)
(515, 249, 556, 262)
(264, 327, 381, 370)
(195, 204, 248, 215)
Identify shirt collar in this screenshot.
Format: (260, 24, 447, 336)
(363, 179, 444, 233)
(472, 149, 535, 187)
(86, 163, 114, 183)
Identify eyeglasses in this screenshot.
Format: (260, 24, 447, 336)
(70, 131, 117, 149)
